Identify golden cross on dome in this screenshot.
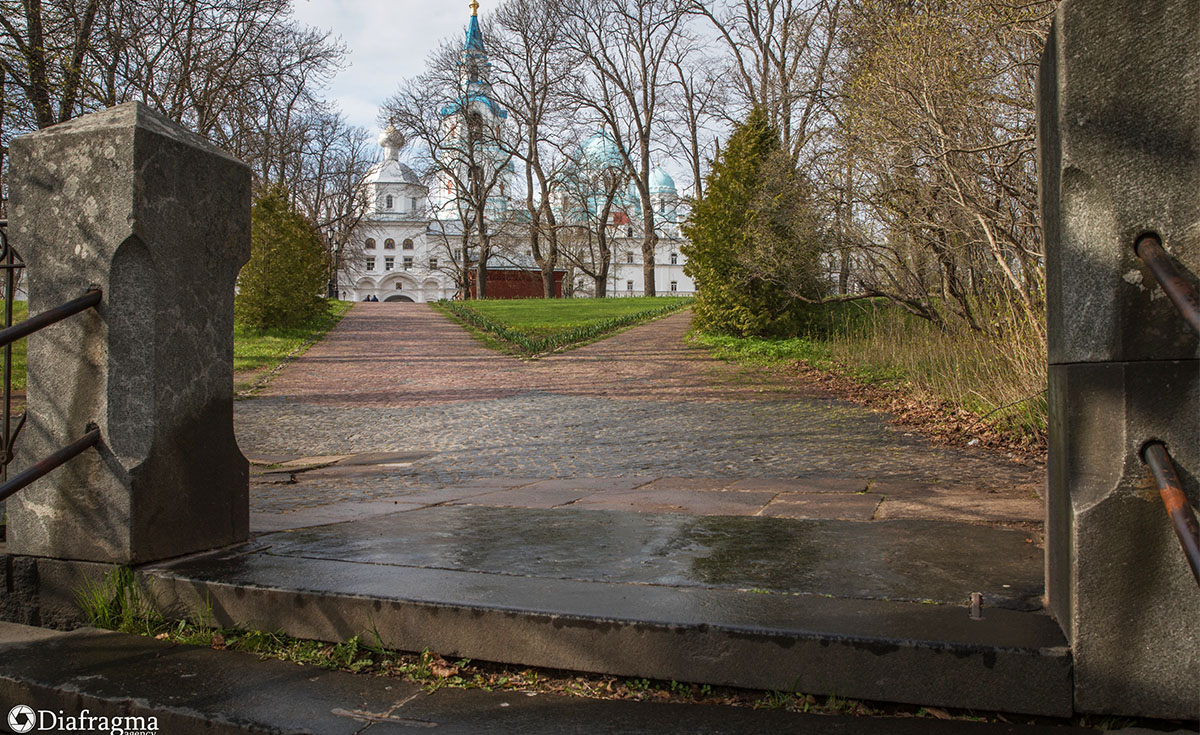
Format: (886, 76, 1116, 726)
(470, 0, 479, 16)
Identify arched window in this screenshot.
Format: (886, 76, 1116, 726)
(385, 194, 394, 209)
(403, 239, 415, 250)
(365, 238, 376, 250)
(385, 238, 396, 249)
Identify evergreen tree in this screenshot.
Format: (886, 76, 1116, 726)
(236, 185, 329, 330)
(682, 108, 801, 336)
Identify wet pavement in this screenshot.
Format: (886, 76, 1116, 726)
(253, 505, 1043, 609)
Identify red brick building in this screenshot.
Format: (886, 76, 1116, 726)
(468, 268, 564, 299)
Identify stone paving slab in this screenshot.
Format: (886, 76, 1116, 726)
(759, 494, 883, 521)
(251, 500, 428, 533)
(240, 505, 1045, 609)
(568, 487, 779, 516)
(875, 491, 1045, 523)
(451, 486, 596, 509)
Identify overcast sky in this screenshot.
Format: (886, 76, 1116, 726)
(291, 0, 477, 134)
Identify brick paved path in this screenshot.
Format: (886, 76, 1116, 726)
(236, 303, 1044, 528)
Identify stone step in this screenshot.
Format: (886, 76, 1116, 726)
(139, 506, 1073, 718)
(0, 622, 1095, 735)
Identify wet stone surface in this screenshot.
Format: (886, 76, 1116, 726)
(254, 506, 1044, 611)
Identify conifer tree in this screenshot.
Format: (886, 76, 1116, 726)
(682, 107, 799, 336)
(236, 185, 329, 330)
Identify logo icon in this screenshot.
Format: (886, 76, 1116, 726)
(7, 704, 35, 733)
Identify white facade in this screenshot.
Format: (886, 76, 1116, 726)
(338, 128, 458, 303)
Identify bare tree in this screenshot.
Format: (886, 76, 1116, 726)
(0, 0, 107, 129)
(562, 0, 691, 297)
(382, 33, 515, 299)
(692, 0, 842, 163)
(489, 0, 577, 298)
(559, 146, 628, 297)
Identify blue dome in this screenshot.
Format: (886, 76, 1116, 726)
(579, 130, 623, 171)
(649, 166, 676, 196)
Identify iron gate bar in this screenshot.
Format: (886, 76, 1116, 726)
(1, 220, 21, 477)
(0, 289, 102, 349)
(1141, 441, 1200, 587)
(1134, 233, 1200, 336)
(0, 427, 100, 503)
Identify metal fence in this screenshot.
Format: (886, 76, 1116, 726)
(0, 221, 102, 503)
(1133, 232, 1200, 586)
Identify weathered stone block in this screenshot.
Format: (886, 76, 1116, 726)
(6, 102, 250, 564)
(1047, 360, 1199, 718)
(1040, 1, 1199, 365)
(1040, 1, 1200, 718)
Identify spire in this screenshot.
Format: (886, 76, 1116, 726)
(465, 7, 485, 54)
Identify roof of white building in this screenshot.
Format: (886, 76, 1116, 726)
(367, 126, 424, 187)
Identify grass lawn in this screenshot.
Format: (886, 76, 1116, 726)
(435, 297, 692, 356)
(3, 301, 28, 391)
(234, 299, 354, 393)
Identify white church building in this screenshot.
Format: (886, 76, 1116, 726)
(338, 2, 694, 302)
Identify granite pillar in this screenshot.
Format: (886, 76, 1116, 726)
(1039, 0, 1199, 718)
(6, 102, 250, 565)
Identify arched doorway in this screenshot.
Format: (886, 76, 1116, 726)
(383, 295, 415, 303)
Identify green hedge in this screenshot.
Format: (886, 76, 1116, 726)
(439, 299, 691, 356)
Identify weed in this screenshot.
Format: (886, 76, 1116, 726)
(75, 566, 164, 635)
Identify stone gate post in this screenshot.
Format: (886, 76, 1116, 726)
(6, 102, 250, 565)
(1040, 0, 1199, 719)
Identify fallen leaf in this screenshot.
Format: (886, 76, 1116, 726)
(211, 633, 226, 650)
(430, 657, 459, 679)
(926, 707, 952, 720)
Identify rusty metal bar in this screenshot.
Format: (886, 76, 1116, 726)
(1141, 441, 1200, 587)
(1, 222, 16, 480)
(0, 427, 100, 503)
(0, 289, 101, 350)
(1134, 233, 1200, 336)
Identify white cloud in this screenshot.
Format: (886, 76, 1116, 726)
(292, 0, 474, 132)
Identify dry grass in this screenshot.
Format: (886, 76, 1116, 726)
(696, 299, 1048, 446)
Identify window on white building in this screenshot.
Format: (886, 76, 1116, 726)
(403, 238, 414, 250)
(429, 258, 438, 270)
(670, 281, 678, 292)
(626, 280, 634, 291)
(365, 238, 376, 249)
(385, 256, 395, 271)
(670, 252, 678, 265)
(366, 258, 376, 271)
(386, 194, 394, 209)
(626, 253, 634, 264)
(627, 227, 633, 237)
(411, 197, 418, 210)
(403, 256, 414, 270)
(385, 238, 395, 249)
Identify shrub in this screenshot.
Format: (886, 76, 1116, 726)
(236, 184, 328, 329)
(682, 108, 823, 337)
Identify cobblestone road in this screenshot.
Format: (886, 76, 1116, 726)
(236, 303, 1043, 524)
